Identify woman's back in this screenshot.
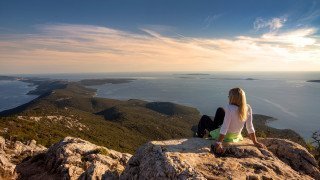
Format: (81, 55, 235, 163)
(219, 104, 255, 135)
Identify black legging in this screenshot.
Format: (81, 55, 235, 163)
(197, 107, 225, 138)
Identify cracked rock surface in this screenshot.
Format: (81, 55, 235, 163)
(121, 138, 320, 180)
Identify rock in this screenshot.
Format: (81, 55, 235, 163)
(0, 136, 5, 150)
(0, 136, 46, 180)
(0, 154, 17, 179)
(121, 138, 320, 179)
(259, 138, 320, 180)
(1, 136, 319, 180)
(16, 136, 132, 180)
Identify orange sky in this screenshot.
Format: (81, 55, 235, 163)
(0, 23, 319, 74)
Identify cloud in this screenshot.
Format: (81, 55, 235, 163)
(254, 17, 287, 31)
(203, 14, 223, 29)
(239, 28, 317, 47)
(0, 23, 319, 73)
(297, 1, 320, 23)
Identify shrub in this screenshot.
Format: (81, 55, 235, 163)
(311, 130, 320, 166)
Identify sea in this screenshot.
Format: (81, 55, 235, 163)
(0, 72, 319, 140)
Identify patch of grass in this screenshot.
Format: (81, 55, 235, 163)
(96, 148, 109, 156)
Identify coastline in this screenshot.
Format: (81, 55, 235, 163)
(250, 114, 306, 147)
(0, 75, 308, 149)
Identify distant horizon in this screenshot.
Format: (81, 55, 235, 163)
(2, 70, 320, 76)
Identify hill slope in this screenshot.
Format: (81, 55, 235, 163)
(0, 82, 200, 153)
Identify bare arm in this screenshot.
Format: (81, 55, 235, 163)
(246, 105, 265, 148)
(248, 132, 266, 148)
(248, 132, 258, 144)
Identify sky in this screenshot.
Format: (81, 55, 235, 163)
(0, 0, 320, 74)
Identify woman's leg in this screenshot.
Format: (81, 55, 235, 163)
(196, 107, 225, 138)
(212, 107, 225, 129)
(197, 115, 214, 138)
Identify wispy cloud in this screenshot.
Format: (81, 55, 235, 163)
(0, 23, 319, 73)
(297, 1, 320, 23)
(254, 17, 287, 31)
(203, 14, 223, 29)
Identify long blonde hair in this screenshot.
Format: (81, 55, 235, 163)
(229, 87, 248, 121)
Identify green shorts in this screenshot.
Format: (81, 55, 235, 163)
(209, 128, 243, 142)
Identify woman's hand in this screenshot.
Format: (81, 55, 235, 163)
(254, 142, 266, 149)
(212, 142, 224, 154)
(249, 133, 267, 149)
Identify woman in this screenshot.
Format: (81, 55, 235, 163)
(197, 87, 265, 153)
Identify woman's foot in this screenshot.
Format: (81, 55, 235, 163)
(195, 132, 205, 138)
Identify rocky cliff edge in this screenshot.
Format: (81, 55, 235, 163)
(1, 136, 319, 180)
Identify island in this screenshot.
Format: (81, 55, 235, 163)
(210, 77, 259, 80)
(79, 78, 136, 86)
(307, 80, 320, 83)
(174, 73, 210, 76)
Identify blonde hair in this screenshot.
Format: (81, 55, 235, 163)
(229, 87, 248, 121)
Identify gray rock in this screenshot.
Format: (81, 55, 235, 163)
(16, 136, 132, 180)
(121, 138, 319, 179)
(0, 136, 46, 180)
(259, 138, 320, 179)
(1, 136, 319, 180)
(0, 153, 17, 180)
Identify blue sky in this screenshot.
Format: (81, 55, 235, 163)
(0, 0, 319, 73)
(1, 0, 319, 37)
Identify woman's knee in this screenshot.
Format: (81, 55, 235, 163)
(200, 115, 212, 122)
(201, 115, 210, 119)
(215, 107, 225, 117)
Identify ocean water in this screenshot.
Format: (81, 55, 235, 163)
(0, 80, 37, 112)
(88, 72, 320, 140)
(1, 72, 319, 139)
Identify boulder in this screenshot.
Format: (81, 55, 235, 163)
(121, 138, 320, 179)
(260, 138, 320, 179)
(0, 137, 46, 180)
(16, 137, 132, 180)
(0, 153, 17, 180)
